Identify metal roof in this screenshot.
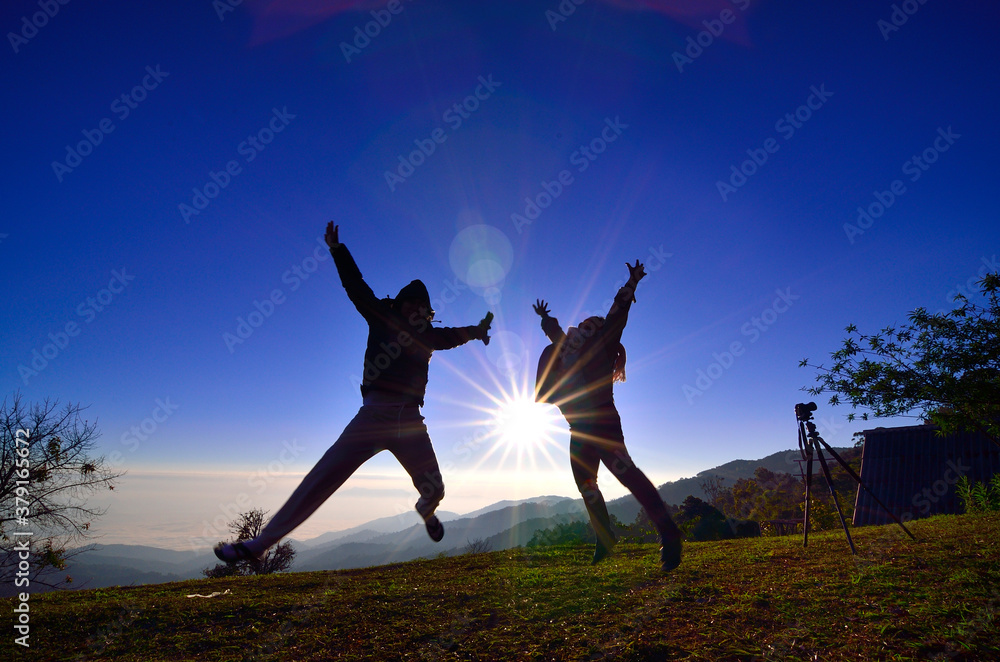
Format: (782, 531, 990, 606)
(853, 425, 1000, 526)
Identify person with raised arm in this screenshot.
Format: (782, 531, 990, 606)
(215, 222, 493, 563)
(533, 260, 682, 571)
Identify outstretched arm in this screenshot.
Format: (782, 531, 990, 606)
(425, 311, 493, 350)
(602, 260, 646, 343)
(326, 222, 380, 321)
(534, 299, 565, 344)
(623, 260, 646, 301)
(324, 221, 340, 250)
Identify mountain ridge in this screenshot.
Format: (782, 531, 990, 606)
(47, 447, 832, 592)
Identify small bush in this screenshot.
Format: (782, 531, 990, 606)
(464, 538, 493, 555)
(956, 474, 1000, 513)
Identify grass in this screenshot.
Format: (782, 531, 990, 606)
(6, 514, 999, 661)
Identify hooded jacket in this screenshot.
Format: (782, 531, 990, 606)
(535, 284, 634, 418)
(332, 243, 482, 405)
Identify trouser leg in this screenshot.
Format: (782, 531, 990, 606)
(583, 409, 678, 539)
(570, 430, 615, 551)
(387, 407, 444, 519)
(605, 445, 679, 537)
(251, 407, 382, 553)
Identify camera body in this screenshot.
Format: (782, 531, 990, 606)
(795, 401, 818, 422)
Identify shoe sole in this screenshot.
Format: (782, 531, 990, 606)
(660, 540, 682, 572)
(592, 539, 617, 565)
(425, 516, 444, 542)
(214, 542, 257, 564)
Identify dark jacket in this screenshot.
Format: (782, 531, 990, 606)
(535, 283, 635, 418)
(332, 243, 481, 405)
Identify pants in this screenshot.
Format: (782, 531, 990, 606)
(249, 401, 444, 553)
(567, 407, 676, 548)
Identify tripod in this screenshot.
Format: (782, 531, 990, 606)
(795, 402, 915, 554)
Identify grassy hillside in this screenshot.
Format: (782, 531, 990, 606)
(7, 514, 998, 661)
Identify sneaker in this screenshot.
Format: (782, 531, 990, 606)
(424, 515, 444, 542)
(213, 541, 260, 564)
(659, 532, 682, 572)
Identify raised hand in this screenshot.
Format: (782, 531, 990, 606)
(478, 311, 494, 345)
(626, 260, 646, 284)
(325, 222, 340, 249)
(533, 299, 550, 317)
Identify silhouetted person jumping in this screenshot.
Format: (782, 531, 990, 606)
(533, 260, 681, 571)
(215, 222, 492, 564)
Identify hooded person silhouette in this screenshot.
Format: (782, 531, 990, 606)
(534, 260, 682, 571)
(215, 223, 493, 564)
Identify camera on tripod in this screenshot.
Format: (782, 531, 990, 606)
(793, 401, 914, 553)
(795, 401, 817, 422)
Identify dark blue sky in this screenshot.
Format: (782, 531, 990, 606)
(3, 0, 998, 547)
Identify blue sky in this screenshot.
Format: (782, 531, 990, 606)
(2, 0, 998, 549)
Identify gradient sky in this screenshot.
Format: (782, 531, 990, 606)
(3, 0, 998, 550)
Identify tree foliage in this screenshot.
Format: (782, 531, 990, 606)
(704, 456, 862, 536)
(203, 508, 295, 578)
(801, 273, 1000, 447)
(615, 509, 662, 544)
(674, 495, 759, 541)
(526, 520, 595, 548)
(1, 393, 123, 589)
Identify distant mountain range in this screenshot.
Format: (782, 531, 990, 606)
(37, 447, 830, 593)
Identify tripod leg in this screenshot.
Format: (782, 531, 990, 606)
(802, 425, 813, 547)
(815, 445, 857, 555)
(818, 439, 916, 541)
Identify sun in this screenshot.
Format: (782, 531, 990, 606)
(493, 395, 560, 450)
(485, 389, 566, 471)
(427, 346, 568, 475)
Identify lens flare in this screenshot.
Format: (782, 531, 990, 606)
(477, 384, 566, 474)
(492, 394, 561, 454)
(429, 345, 567, 478)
